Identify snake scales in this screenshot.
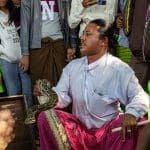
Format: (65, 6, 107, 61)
(24, 79, 58, 124)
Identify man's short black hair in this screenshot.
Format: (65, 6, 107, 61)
(89, 19, 118, 52)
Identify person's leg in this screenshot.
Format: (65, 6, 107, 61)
(19, 68, 33, 107)
(38, 109, 90, 150)
(38, 111, 59, 150)
(38, 110, 146, 150)
(130, 55, 150, 89)
(29, 47, 47, 87)
(30, 38, 55, 87)
(136, 123, 150, 150)
(52, 39, 66, 84)
(0, 59, 21, 95)
(30, 38, 66, 87)
(38, 109, 108, 150)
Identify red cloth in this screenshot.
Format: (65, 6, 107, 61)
(38, 110, 145, 150)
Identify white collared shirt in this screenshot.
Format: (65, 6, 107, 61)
(53, 53, 149, 129)
(68, 0, 118, 37)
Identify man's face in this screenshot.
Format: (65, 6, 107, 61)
(0, 0, 8, 7)
(80, 23, 103, 56)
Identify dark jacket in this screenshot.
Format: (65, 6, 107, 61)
(129, 0, 150, 62)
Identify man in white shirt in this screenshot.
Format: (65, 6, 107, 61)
(37, 19, 149, 150)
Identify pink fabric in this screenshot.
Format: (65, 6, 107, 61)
(38, 111, 59, 150)
(38, 110, 144, 150)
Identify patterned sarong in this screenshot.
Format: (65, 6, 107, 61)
(38, 109, 144, 150)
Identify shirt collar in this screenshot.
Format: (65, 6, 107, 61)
(84, 53, 108, 71)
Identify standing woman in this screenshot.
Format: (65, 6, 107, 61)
(0, 0, 32, 107)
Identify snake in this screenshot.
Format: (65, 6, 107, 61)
(24, 79, 58, 125)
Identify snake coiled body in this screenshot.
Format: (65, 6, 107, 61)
(24, 79, 58, 124)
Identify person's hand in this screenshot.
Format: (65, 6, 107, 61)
(19, 55, 29, 72)
(82, 0, 97, 8)
(121, 114, 137, 142)
(116, 16, 123, 29)
(0, 109, 15, 150)
(33, 83, 42, 97)
(66, 48, 76, 62)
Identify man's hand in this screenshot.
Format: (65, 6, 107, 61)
(66, 48, 76, 62)
(121, 114, 137, 142)
(19, 55, 29, 72)
(116, 16, 123, 29)
(33, 84, 42, 97)
(82, 0, 97, 8)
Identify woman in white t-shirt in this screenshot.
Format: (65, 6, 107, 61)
(0, 0, 32, 107)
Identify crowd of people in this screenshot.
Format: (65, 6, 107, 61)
(0, 0, 149, 149)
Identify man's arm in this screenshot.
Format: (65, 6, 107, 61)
(119, 73, 149, 141)
(20, 0, 31, 71)
(125, 75, 149, 119)
(82, 0, 97, 8)
(52, 63, 73, 108)
(68, 0, 99, 29)
(68, 0, 85, 29)
(105, 0, 118, 24)
(66, 27, 80, 61)
(62, 0, 79, 61)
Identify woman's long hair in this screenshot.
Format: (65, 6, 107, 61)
(6, 0, 20, 25)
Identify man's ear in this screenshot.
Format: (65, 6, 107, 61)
(104, 37, 108, 45)
(99, 36, 107, 45)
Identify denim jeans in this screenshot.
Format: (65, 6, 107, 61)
(0, 59, 33, 107)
